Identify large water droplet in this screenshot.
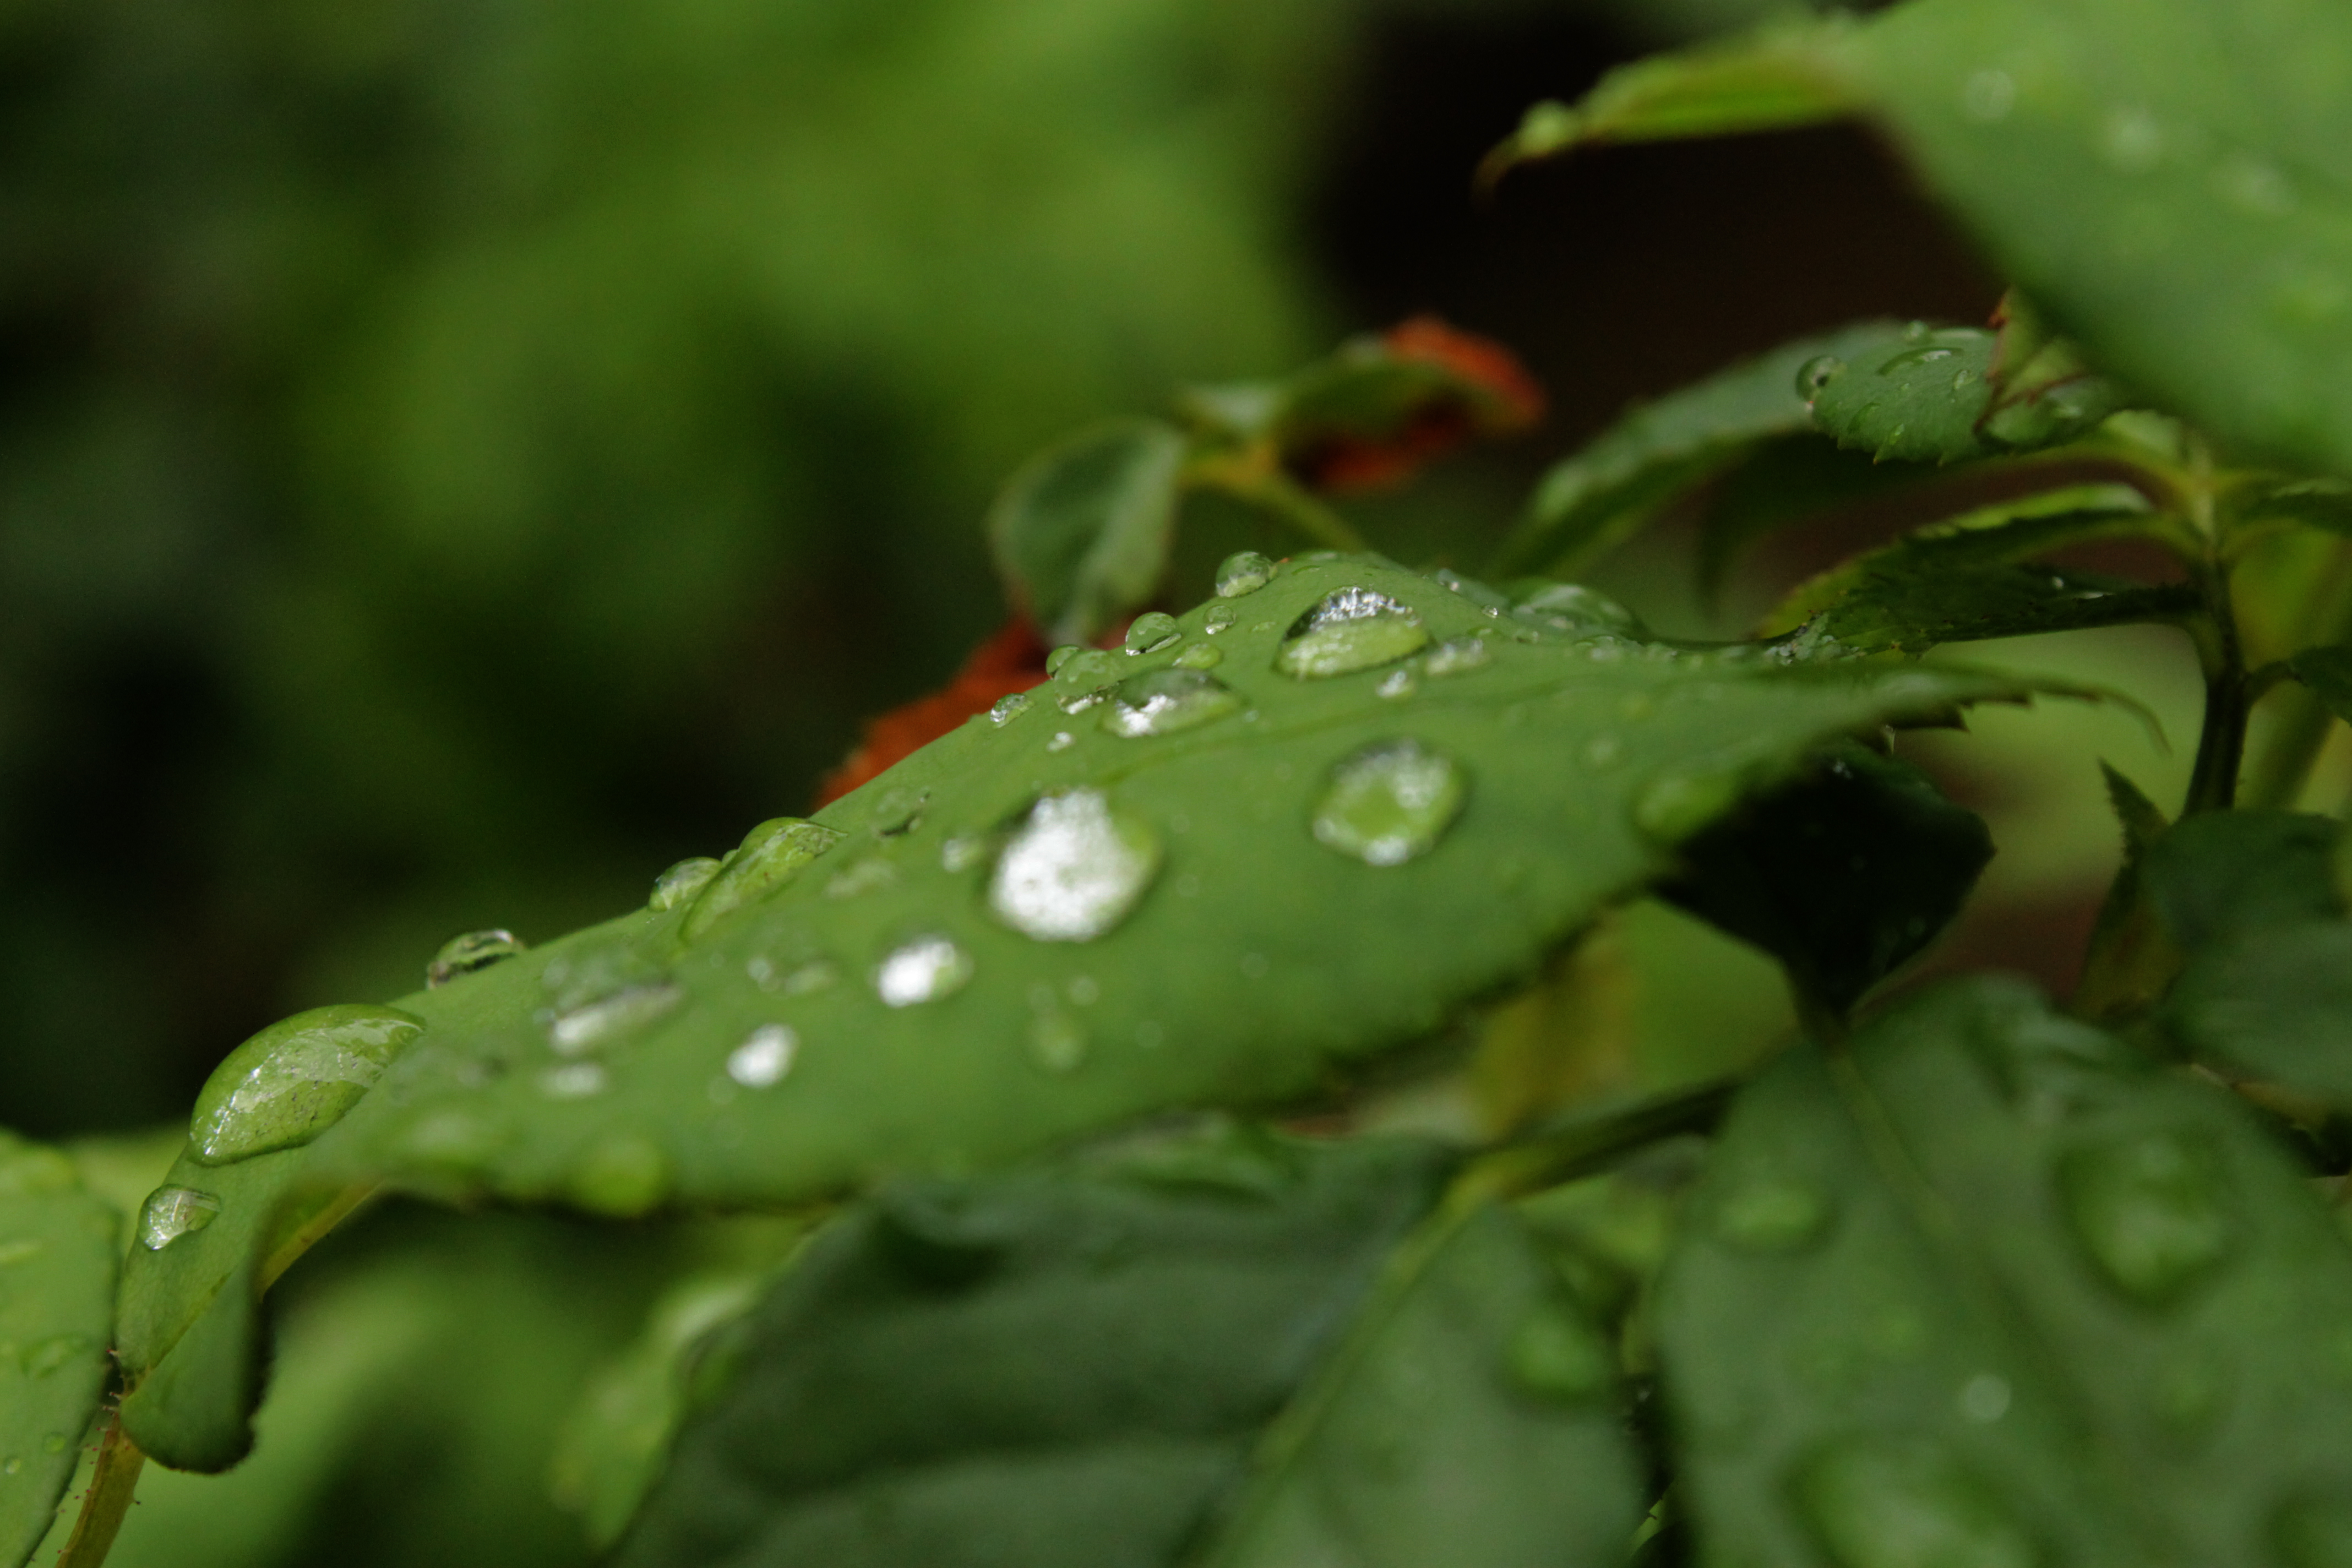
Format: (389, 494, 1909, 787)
(1507, 1302, 1613, 1404)
(728, 1024, 797, 1088)
(989, 691, 1032, 725)
(649, 857, 721, 912)
(1124, 612, 1180, 654)
(1173, 641, 1223, 670)
(188, 1004, 426, 1165)
(1102, 668, 1244, 738)
(1424, 636, 1493, 677)
(569, 1135, 669, 1218)
(1792, 1438, 2038, 1568)
(2060, 1128, 2235, 1305)
(875, 935, 974, 1006)
(682, 817, 846, 940)
(427, 929, 525, 988)
(1053, 649, 1120, 688)
(138, 1185, 222, 1250)
(2273, 1493, 2352, 1568)
(989, 788, 1162, 941)
(1311, 739, 1466, 867)
(1713, 1172, 1830, 1251)
(1204, 605, 1240, 635)
(1215, 551, 1276, 597)
(1277, 587, 1430, 678)
(1046, 645, 1080, 676)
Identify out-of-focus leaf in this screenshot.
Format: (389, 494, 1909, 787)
(987, 418, 1190, 649)
(2290, 646, 2352, 727)
(1659, 743, 1992, 1015)
(0, 1133, 117, 1568)
(2141, 810, 2344, 954)
(1660, 977, 2352, 1568)
(1982, 292, 2132, 450)
(1499, 322, 1914, 579)
(1693, 440, 1929, 611)
(2071, 762, 2177, 1022)
(2233, 479, 2352, 542)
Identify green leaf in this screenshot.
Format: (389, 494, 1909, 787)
(986, 418, 1190, 647)
(1499, 321, 1917, 579)
(292, 556, 2061, 1225)
(1693, 440, 1931, 612)
(1803, 325, 2001, 464)
(1659, 977, 2352, 1568)
(2291, 645, 2352, 726)
(0, 1133, 118, 1568)
(2141, 809, 2344, 954)
(2234, 478, 2352, 542)
(1659, 743, 1993, 1015)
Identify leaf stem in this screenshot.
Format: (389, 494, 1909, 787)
(2181, 441, 2248, 814)
(55, 1414, 144, 1568)
(2242, 538, 2352, 809)
(1465, 1074, 1742, 1202)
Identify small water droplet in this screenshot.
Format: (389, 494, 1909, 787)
(1513, 581, 1641, 636)
(2272, 1492, 2352, 1568)
(427, 929, 525, 988)
(1204, 604, 1240, 635)
(1046, 646, 1080, 675)
(1123, 612, 1180, 654)
(188, 1004, 425, 1165)
(1508, 1303, 1613, 1404)
(1634, 766, 1745, 843)
(1793, 1438, 2037, 1568)
(1961, 68, 2016, 122)
(989, 691, 1033, 725)
(1102, 668, 1244, 738)
(727, 1024, 797, 1087)
(1052, 648, 1120, 687)
(39, 1433, 64, 1455)
(682, 818, 846, 939)
(989, 789, 1162, 941)
(649, 857, 722, 912)
(1173, 641, 1223, 669)
(540, 1062, 608, 1099)
(1277, 587, 1431, 678)
(21, 1335, 91, 1379)
(941, 835, 989, 872)
(569, 1135, 669, 1218)
(1312, 739, 1467, 867)
(1713, 1173, 1829, 1251)
(0, 1457, 16, 1476)
(1798, 355, 1847, 398)
(544, 972, 679, 1057)
(875, 935, 974, 1007)
(2060, 1128, 2235, 1305)
(138, 1185, 223, 1250)
(1028, 1012, 1088, 1074)
(824, 856, 899, 900)
(1423, 636, 1493, 677)
(1376, 667, 1417, 700)
(1957, 1373, 2011, 1424)
(1057, 684, 1114, 716)
(1215, 551, 1276, 597)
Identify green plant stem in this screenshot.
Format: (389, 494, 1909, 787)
(55, 1416, 144, 1568)
(2242, 541, 2352, 809)
(2181, 440, 2250, 814)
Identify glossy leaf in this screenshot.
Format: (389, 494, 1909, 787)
(986, 418, 1190, 648)
(1659, 743, 1992, 1015)
(1500, 321, 1914, 579)
(1804, 324, 2000, 464)
(1659, 977, 2352, 1568)
(0, 1132, 117, 1568)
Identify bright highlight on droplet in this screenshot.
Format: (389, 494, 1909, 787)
(1214, 551, 1275, 598)
(1276, 586, 1430, 678)
(988, 789, 1163, 941)
(188, 1004, 426, 1165)
(1102, 668, 1243, 738)
(138, 1185, 222, 1251)
(728, 1024, 798, 1087)
(427, 929, 525, 988)
(874, 935, 974, 1007)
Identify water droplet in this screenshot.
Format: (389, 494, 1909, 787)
(1052, 648, 1120, 687)
(2060, 1128, 2235, 1305)
(569, 1135, 669, 1218)
(726, 1024, 797, 1087)
(1423, 635, 1493, 677)
(989, 691, 1033, 725)
(539, 1062, 608, 1099)
(1057, 684, 1114, 716)
(1102, 668, 1244, 738)
(989, 789, 1162, 941)
(1311, 739, 1467, 867)
(1173, 641, 1223, 670)
(868, 787, 928, 836)
(1204, 604, 1240, 635)
(188, 1004, 425, 1165)
(1028, 1012, 1089, 1074)
(543, 970, 679, 1057)
(426, 929, 525, 988)
(1962, 68, 2017, 122)
(875, 935, 975, 1007)
(138, 1185, 223, 1250)
(1798, 355, 1847, 398)
(1513, 581, 1641, 636)
(682, 818, 846, 939)
(1713, 1173, 1829, 1251)
(649, 857, 721, 912)
(1046, 645, 1079, 675)
(21, 1335, 91, 1379)
(1276, 587, 1431, 678)
(0, 1457, 15, 1476)
(1508, 1302, 1613, 1404)
(1634, 766, 1745, 843)
(1124, 612, 1180, 654)
(1047, 730, 1075, 752)
(824, 856, 898, 900)
(1215, 551, 1276, 597)
(0, 1239, 44, 1267)
(1957, 1373, 2011, 1424)
(40, 1433, 64, 1455)
(1792, 1437, 2037, 1568)
(2272, 1492, 2352, 1568)
(940, 835, 989, 873)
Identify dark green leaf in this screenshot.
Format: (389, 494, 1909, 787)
(1694, 440, 1932, 611)
(1660, 743, 1993, 1015)
(987, 418, 1190, 647)
(2235, 479, 2352, 541)
(1500, 322, 1915, 578)
(1660, 977, 2352, 1568)
(2141, 810, 2344, 954)
(1804, 326, 2000, 464)
(2291, 646, 2352, 726)
(0, 1133, 117, 1568)
(2101, 761, 2171, 860)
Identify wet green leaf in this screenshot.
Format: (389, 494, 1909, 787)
(987, 418, 1190, 647)
(0, 1131, 117, 1568)
(1659, 978, 2352, 1568)
(1660, 743, 1992, 1015)
(2141, 810, 2344, 954)
(1804, 325, 2001, 464)
(1499, 322, 1913, 578)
